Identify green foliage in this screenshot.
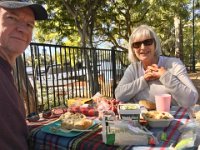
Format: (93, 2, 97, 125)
(33, 0, 200, 66)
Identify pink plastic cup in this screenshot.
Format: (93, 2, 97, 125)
(155, 94, 171, 112)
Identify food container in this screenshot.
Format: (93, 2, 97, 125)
(42, 109, 52, 118)
(142, 111, 174, 128)
(27, 112, 40, 122)
(144, 117, 173, 128)
(118, 104, 141, 121)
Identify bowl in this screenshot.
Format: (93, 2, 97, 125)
(144, 117, 174, 128)
(42, 109, 52, 118)
(142, 111, 174, 128)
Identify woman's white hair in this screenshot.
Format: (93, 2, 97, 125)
(128, 25, 162, 63)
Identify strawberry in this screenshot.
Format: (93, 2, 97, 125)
(80, 107, 88, 115)
(88, 108, 95, 116)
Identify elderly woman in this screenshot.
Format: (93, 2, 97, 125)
(115, 24, 198, 108)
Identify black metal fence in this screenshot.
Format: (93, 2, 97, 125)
(15, 43, 128, 113)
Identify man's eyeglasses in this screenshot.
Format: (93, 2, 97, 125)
(132, 39, 154, 49)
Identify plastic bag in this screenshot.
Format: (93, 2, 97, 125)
(175, 121, 200, 150)
(101, 115, 158, 146)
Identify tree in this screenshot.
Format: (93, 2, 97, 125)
(174, 16, 183, 60)
(35, 0, 191, 53)
(61, 0, 107, 94)
(15, 56, 37, 114)
(35, 0, 109, 95)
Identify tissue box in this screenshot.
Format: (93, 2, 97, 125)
(118, 103, 141, 121)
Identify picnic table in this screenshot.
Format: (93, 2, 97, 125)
(27, 106, 195, 150)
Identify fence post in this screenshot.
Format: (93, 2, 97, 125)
(111, 47, 116, 98)
(92, 47, 99, 95)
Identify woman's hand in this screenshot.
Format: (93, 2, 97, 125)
(144, 64, 166, 81)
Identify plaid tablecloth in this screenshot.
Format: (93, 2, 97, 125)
(28, 107, 190, 150)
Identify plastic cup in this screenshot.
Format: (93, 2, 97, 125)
(155, 94, 171, 112)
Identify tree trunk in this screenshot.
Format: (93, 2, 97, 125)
(174, 16, 183, 61)
(14, 56, 37, 115)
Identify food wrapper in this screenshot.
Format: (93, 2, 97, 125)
(91, 92, 103, 101)
(67, 97, 92, 107)
(93, 93, 119, 119)
(175, 120, 200, 149)
(102, 115, 158, 146)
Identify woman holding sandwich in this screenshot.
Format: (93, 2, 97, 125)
(115, 24, 198, 108)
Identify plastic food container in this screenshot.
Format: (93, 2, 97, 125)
(142, 111, 174, 128)
(118, 104, 141, 121)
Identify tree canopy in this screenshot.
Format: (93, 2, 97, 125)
(33, 0, 200, 65)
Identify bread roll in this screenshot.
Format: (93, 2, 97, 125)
(74, 119, 93, 130)
(61, 119, 74, 129)
(139, 100, 156, 110)
(60, 112, 92, 130)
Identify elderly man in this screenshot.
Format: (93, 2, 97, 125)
(0, 0, 47, 149)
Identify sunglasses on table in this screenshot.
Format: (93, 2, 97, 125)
(132, 38, 154, 48)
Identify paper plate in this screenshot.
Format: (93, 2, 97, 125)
(41, 120, 96, 137)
